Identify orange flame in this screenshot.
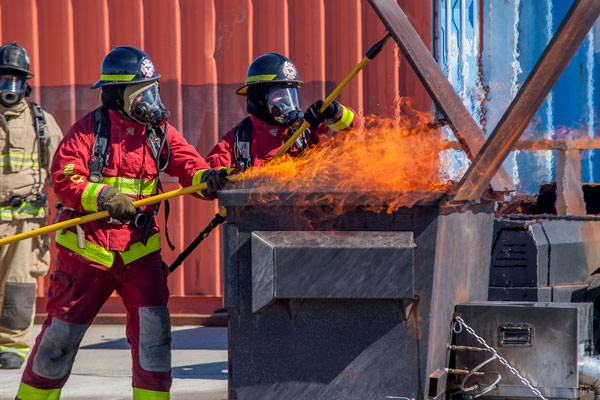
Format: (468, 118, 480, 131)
(234, 99, 450, 214)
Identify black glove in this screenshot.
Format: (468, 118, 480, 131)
(304, 100, 342, 129)
(200, 169, 230, 198)
(100, 188, 136, 220)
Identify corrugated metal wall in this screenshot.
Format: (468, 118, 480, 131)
(0, 0, 432, 303)
(436, 0, 600, 193)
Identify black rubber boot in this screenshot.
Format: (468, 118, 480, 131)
(0, 352, 24, 369)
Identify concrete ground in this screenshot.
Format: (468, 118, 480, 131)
(0, 324, 228, 400)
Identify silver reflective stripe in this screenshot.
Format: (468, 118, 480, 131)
(138, 306, 171, 372)
(32, 318, 88, 379)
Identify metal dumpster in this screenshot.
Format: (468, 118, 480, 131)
(220, 188, 494, 399)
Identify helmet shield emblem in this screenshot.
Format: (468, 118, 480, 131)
(282, 61, 297, 80)
(140, 58, 155, 78)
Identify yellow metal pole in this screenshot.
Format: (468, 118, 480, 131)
(0, 181, 210, 247)
(274, 33, 391, 159)
(273, 58, 370, 159)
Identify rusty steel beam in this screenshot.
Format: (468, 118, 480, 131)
(367, 0, 514, 193)
(453, 0, 600, 201)
(441, 138, 600, 152)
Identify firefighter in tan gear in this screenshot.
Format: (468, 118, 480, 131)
(0, 42, 63, 369)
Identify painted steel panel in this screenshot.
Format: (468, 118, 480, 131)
(0, 0, 432, 299)
(437, 0, 600, 193)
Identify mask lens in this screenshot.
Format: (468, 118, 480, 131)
(128, 84, 170, 126)
(132, 85, 159, 111)
(266, 86, 301, 126)
(0, 75, 25, 106)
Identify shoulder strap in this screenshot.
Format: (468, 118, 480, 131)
(233, 116, 253, 170)
(88, 106, 111, 183)
(29, 102, 48, 195)
(287, 128, 315, 154)
(28, 102, 47, 137)
(29, 101, 48, 155)
(145, 123, 175, 250)
(146, 123, 170, 172)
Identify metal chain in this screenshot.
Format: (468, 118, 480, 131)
(454, 316, 548, 400)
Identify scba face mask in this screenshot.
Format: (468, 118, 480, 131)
(0, 74, 27, 107)
(266, 86, 303, 129)
(124, 81, 170, 126)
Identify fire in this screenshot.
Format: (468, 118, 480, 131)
(234, 98, 450, 213)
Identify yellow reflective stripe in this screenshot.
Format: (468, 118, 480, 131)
(192, 169, 206, 186)
(55, 230, 115, 268)
(192, 169, 207, 195)
(328, 105, 354, 132)
(102, 176, 158, 195)
(5, 152, 39, 159)
(218, 167, 234, 175)
(0, 202, 44, 218)
(0, 345, 29, 359)
(245, 74, 277, 83)
(133, 387, 169, 400)
(17, 383, 61, 400)
(0, 153, 40, 167)
(81, 183, 108, 212)
(100, 74, 135, 81)
(0, 161, 38, 166)
(120, 233, 161, 265)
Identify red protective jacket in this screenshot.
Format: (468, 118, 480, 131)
(51, 109, 212, 270)
(206, 104, 361, 169)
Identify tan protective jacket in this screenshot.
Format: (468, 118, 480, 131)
(0, 99, 63, 221)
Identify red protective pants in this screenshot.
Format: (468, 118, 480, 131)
(18, 250, 171, 398)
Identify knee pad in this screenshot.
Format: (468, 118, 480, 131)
(139, 306, 171, 372)
(32, 318, 88, 379)
(0, 282, 36, 330)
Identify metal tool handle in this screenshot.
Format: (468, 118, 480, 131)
(0, 180, 213, 247)
(274, 33, 391, 159)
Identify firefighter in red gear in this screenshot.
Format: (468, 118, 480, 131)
(17, 46, 229, 400)
(206, 53, 361, 170)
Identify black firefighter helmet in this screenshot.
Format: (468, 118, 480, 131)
(91, 46, 161, 89)
(0, 42, 33, 79)
(236, 53, 303, 95)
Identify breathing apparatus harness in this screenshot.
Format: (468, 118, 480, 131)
(3, 102, 48, 209)
(233, 116, 316, 172)
(87, 106, 175, 249)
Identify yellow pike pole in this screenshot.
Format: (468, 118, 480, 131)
(274, 32, 391, 158)
(0, 181, 212, 247)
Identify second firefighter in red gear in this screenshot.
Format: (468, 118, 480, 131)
(206, 53, 361, 170)
(16, 46, 229, 400)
